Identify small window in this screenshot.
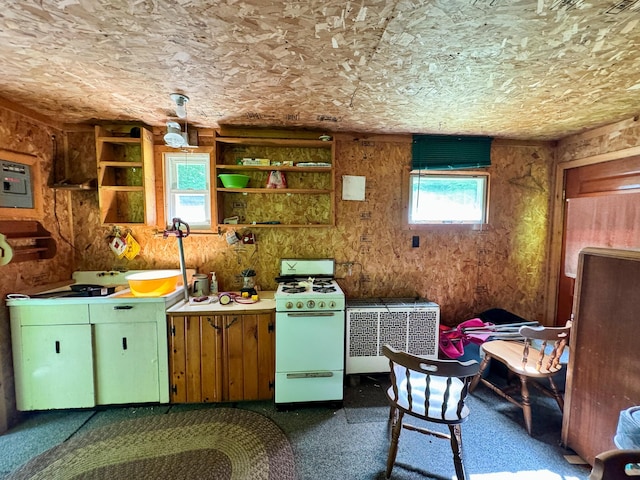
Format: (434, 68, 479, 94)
(164, 152, 211, 229)
(407, 171, 489, 225)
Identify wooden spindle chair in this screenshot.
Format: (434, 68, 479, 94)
(382, 344, 479, 480)
(589, 449, 640, 480)
(469, 323, 571, 436)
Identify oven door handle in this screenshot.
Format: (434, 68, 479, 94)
(285, 312, 337, 317)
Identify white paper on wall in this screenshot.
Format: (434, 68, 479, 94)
(342, 175, 366, 201)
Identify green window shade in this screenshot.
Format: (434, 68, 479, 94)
(412, 135, 492, 170)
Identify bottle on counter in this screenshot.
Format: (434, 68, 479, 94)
(210, 272, 218, 295)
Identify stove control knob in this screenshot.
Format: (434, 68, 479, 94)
(318, 301, 326, 309)
(307, 300, 316, 309)
(329, 301, 336, 309)
(285, 301, 293, 310)
(296, 301, 304, 309)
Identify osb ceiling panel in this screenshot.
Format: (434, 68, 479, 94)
(1, 0, 640, 140)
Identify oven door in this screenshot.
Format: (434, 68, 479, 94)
(275, 310, 345, 403)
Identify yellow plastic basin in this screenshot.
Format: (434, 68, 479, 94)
(126, 270, 182, 297)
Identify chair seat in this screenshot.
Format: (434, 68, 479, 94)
(382, 344, 479, 480)
(471, 323, 571, 437)
(481, 340, 562, 377)
(386, 375, 470, 422)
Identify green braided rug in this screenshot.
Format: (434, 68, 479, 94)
(8, 408, 296, 480)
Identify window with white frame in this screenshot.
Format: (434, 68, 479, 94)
(408, 171, 489, 225)
(164, 152, 211, 229)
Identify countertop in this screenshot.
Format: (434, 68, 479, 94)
(166, 291, 276, 314)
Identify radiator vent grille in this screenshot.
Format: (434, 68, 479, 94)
(346, 300, 440, 375)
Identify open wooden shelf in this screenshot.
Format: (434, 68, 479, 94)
(0, 220, 56, 263)
(96, 125, 155, 225)
(214, 131, 336, 228)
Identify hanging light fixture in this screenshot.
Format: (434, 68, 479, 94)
(164, 121, 187, 148)
(164, 93, 197, 149)
(170, 93, 189, 119)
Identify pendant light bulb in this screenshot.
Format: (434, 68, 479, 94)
(164, 121, 187, 148)
(170, 93, 189, 119)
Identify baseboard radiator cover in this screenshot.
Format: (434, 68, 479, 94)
(346, 298, 440, 375)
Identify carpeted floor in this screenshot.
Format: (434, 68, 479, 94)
(6, 408, 295, 480)
(0, 373, 592, 480)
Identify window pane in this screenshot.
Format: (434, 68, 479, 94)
(165, 152, 211, 228)
(174, 194, 207, 223)
(409, 174, 487, 224)
(176, 163, 206, 190)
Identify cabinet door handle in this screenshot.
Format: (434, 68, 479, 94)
(114, 305, 133, 310)
(55, 340, 60, 354)
(122, 337, 128, 350)
(206, 317, 220, 330)
(225, 317, 239, 329)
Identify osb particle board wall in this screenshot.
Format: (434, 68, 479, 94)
(556, 116, 640, 163)
(0, 108, 76, 433)
(71, 132, 554, 325)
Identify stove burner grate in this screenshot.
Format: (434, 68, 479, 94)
(313, 280, 333, 287)
(282, 286, 306, 294)
(313, 286, 337, 293)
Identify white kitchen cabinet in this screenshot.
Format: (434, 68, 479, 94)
(90, 301, 169, 404)
(11, 304, 93, 411)
(93, 322, 159, 404)
(9, 294, 173, 411)
(20, 324, 94, 410)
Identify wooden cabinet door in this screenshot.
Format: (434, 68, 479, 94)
(20, 324, 94, 410)
(168, 315, 223, 403)
(223, 313, 274, 402)
(93, 322, 159, 405)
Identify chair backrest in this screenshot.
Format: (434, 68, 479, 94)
(589, 449, 640, 480)
(382, 344, 479, 421)
(518, 324, 571, 373)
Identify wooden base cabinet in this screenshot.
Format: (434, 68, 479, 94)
(168, 312, 275, 403)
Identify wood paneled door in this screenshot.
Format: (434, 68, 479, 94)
(556, 156, 640, 325)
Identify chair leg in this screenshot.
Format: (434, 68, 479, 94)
(448, 423, 467, 480)
(470, 354, 491, 392)
(548, 376, 564, 412)
(519, 376, 533, 435)
(386, 410, 404, 479)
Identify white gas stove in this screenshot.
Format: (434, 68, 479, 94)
(275, 279, 345, 311)
(274, 259, 346, 406)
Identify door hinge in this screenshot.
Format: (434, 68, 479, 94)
(171, 325, 175, 336)
(171, 385, 177, 394)
(269, 381, 275, 390)
(268, 322, 274, 332)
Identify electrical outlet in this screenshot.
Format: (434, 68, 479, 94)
(412, 236, 420, 248)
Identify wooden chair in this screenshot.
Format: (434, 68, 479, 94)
(589, 449, 640, 480)
(469, 323, 571, 436)
(382, 344, 479, 480)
